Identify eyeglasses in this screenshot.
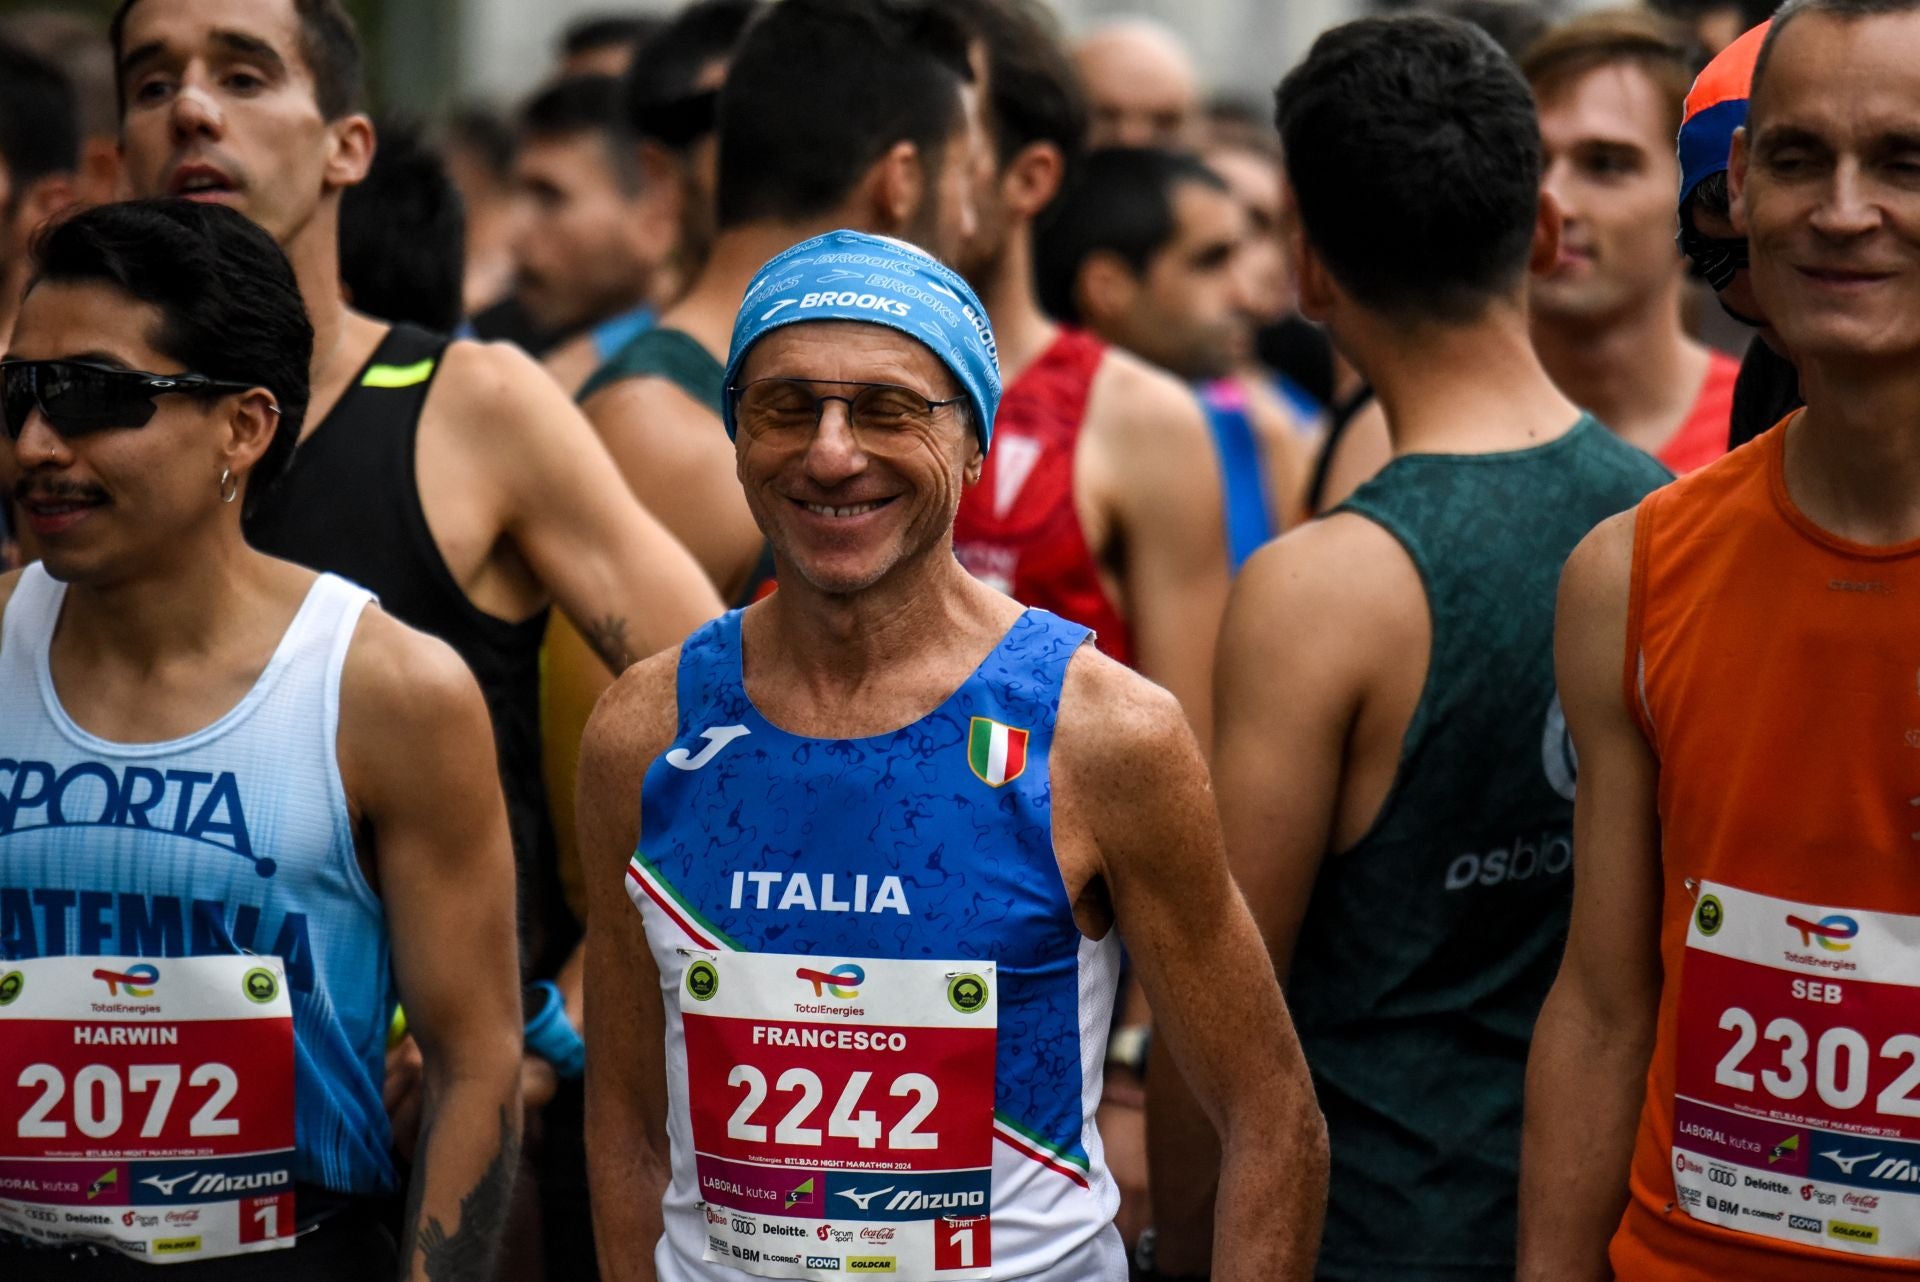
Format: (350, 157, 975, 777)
(0, 359, 262, 440)
(731, 377, 967, 450)
(1676, 215, 1750, 291)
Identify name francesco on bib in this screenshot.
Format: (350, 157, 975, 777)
(0, 953, 296, 1264)
(1672, 881, 1920, 1261)
(680, 950, 997, 1279)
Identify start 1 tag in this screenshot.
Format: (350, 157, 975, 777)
(681, 951, 997, 1280)
(0, 953, 297, 1263)
(1672, 881, 1920, 1262)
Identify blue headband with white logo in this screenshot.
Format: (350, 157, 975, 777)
(722, 230, 1002, 451)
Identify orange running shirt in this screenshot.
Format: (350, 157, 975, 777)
(1657, 349, 1740, 476)
(1610, 420, 1920, 1279)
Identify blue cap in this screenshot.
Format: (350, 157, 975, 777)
(722, 230, 1002, 451)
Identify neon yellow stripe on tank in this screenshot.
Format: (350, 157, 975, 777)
(361, 358, 437, 389)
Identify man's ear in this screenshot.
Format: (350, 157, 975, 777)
(864, 140, 926, 236)
(1728, 127, 1750, 236)
(1291, 234, 1339, 324)
(963, 437, 985, 487)
(223, 387, 283, 493)
(323, 113, 376, 193)
(1528, 189, 1565, 278)
(1077, 250, 1139, 329)
(1001, 140, 1064, 221)
(20, 173, 77, 237)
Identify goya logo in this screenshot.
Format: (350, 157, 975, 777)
(947, 973, 988, 1014)
(797, 964, 864, 999)
(1788, 913, 1859, 952)
(94, 964, 159, 997)
(242, 967, 279, 1004)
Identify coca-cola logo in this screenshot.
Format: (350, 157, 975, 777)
(1844, 1192, 1880, 1211)
(859, 1227, 896, 1243)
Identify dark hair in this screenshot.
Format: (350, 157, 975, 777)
(620, 0, 761, 150)
(0, 39, 78, 194)
(933, 0, 1084, 175)
(443, 105, 516, 184)
(339, 120, 466, 333)
(715, 0, 973, 230)
(111, 0, 363, 121)
(0, 10, 118, 142)
(519, 74, 636, 190)
(1753, 0, 1920, 101)
(1649, 0, 1781, 30)
(29, 199, 313, 516)
(561, 13, 662, 59)
(1433, 0, 1553, 60)
(1032, 146, 1228, 325)
(1521, 9, 1697, 144)
(1276, 14, 1542, 323)
(1688, 167, 1731, 220)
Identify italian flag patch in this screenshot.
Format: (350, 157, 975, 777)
(967, 717, 1029, 787)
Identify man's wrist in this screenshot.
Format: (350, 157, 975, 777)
(522, 980, 585, 1079)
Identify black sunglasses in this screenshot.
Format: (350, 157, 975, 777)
(1, 359, 261, 440)
(1676, 215, 1750, 292)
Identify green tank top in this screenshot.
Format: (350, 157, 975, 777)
(1291, 417, 1669, 1280)
(577, 325, 725, 409)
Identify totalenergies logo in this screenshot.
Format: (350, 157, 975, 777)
(93, 964, 159, 997)
(796, 963, 865, 999)
(1787, 914, 1860, 952)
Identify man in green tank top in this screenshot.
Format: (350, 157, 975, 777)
(1145, 17, 1670, 1281)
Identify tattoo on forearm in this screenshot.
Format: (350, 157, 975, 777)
(403, 1106, 520, 1282)
(587, 614, 639, 673)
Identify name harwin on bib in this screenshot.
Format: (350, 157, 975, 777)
(1672, 882, 1920, 1261)
(0, 953, 296, 1264)
(683, 951, 997, 1279)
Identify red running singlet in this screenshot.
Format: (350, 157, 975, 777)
(954, 328, 1133, 666)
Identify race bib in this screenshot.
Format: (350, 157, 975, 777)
(0, 954, 296, 1264)
(682, 951, 996, 1279)
(1672, 882, 1920, 1260)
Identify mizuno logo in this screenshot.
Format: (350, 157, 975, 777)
(140, 1173, 195, 1196)
(834, 1187, 894, 1211)
(666, 725, 751, 772)
(1821, 1150, 1881, 1176)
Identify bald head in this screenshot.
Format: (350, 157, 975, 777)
(1074, 17, 1200, 149)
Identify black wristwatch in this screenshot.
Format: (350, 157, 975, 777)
(1133, 1227, 1210, 1282)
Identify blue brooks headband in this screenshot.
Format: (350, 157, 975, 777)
(723, 229, 1002, 451)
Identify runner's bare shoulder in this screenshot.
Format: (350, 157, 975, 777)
(582, 644, 686, 785)
(335, 604, 495, 802)
(1052, 641, 1204, 812)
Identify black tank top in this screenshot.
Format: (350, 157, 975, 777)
(245, 323, 571, 975)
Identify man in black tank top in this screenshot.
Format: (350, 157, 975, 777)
(111, 1, 723, 1274)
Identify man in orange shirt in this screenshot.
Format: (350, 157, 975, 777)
(1520, 1, 1920, 1277)
(1524, 10, 1739, 474)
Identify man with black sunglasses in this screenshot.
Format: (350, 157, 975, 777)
(107, 2, 723, 1271)
(0, 198, 522, 1280)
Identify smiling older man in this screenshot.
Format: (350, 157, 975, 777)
(576, 230, 1325, 1282)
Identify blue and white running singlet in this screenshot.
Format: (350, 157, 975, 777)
(0, 566, 399, 1197)
(629, 608, 1126, 1281)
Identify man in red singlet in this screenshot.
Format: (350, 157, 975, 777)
(1524, 9, 1739, 475)
(1520, 2, 1920, 1277)
(946, 0, 1229, 746)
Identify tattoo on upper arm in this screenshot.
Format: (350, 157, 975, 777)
(403, 1106, 520, 1282)
(587, 615, 639, 674)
